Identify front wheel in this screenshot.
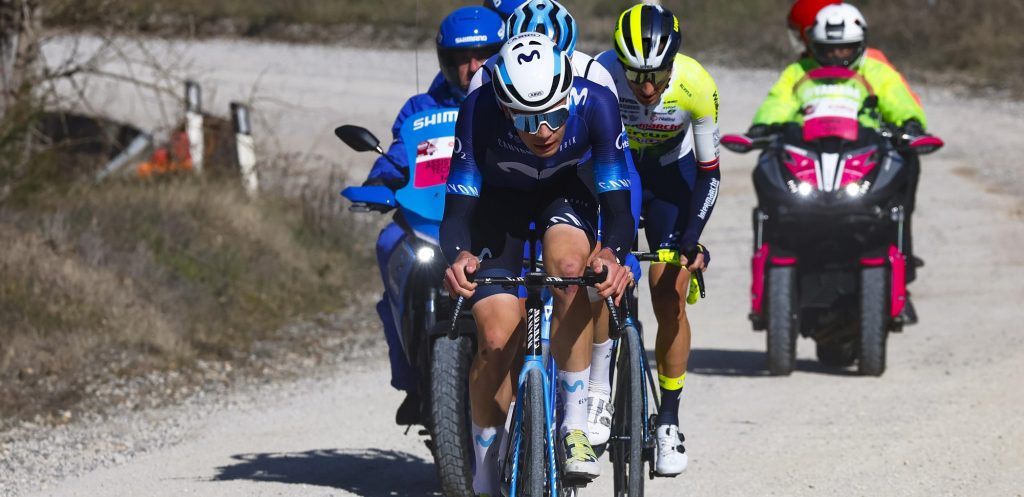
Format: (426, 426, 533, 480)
(858, 267, 890, 376)
(506, 368, 545, 497)
(428, 334, 475, 497)
(766, 266, 798, 376)
(611, 324, 645, 496)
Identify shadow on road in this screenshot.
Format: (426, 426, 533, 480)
(211, 448, 441, 496)
(643, 348, 859, 377)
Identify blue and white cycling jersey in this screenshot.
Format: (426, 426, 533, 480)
(441, 77, 636, 262)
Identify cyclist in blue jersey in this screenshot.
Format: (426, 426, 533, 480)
(362, 6, 504, 426)
(468, 0, 644, 446)
(441, 33, 635, 493)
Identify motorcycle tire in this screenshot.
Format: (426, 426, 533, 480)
(428, 334, 475, 497)
(766, 266, 798, 376)
(858, 267, 890, 376)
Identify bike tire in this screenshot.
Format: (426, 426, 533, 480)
(766, 266, 798, 376)
(858, 267, 889, 376)
(611, 324, 644, 496)
(516, 368, 546, 497)
(428, 334, 475, 497)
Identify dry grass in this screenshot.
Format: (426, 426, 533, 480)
(0, 174, 375, 421)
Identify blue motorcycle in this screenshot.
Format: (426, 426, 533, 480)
(335, 107, 475, 497)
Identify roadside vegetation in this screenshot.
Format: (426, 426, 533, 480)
(0, 164, 376, 425)
(41, 0, 1024, 97)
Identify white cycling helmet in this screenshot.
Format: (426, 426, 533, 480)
(492, 32, 574, 113)
(809, 3, 867, 67)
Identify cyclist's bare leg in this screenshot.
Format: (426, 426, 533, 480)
(648, 262, 692, 474)
(470, 294, 523, 427)
(544, 224, 595, 372)
(543, 225, 596, 440)
(649, 262, 691, 430)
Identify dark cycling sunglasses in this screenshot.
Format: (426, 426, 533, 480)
(510, 103, 571, 134)
(623, 66, 673, 87)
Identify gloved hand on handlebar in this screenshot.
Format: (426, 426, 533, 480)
(362, 175, 406, 191)
(899, 119, 925, 139)
(680, 243, 710, 272)
(746, 123, 784, 139)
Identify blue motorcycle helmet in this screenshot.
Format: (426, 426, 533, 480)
(505, 0, 577, 56)
(483, 0, 530, 20)
(437, 6, 506, 94)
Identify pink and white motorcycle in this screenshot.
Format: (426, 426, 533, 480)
(722, 68, 942, 376)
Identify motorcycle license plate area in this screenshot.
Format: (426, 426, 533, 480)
(396, 107, 459, 223)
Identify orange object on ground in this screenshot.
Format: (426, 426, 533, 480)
(137, 131, 193, 177)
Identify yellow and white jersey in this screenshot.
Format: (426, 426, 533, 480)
(597, 51, 720, 170)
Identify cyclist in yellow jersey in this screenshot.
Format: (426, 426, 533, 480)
(595, 3, 721, 477)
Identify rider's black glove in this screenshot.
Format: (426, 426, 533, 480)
(746, 124, 773, 138)
(899, 119, 925, 138)
(362, 176, 406, 190)
(681, 243, 711, 268)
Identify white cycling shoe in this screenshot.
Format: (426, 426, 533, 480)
(586, 392, 613, 445)
(654, 424, 688, 476)
(562, 429, 601, 481)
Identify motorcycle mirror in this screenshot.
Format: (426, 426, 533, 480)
(906, 135, 944, 155)
(721, 134, 755, 154)
(335, 125, 384, 155)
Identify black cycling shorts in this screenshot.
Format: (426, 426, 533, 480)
(467, 174, 598, 303)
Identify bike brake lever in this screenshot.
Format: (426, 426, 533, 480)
(348, 203, 372, 213)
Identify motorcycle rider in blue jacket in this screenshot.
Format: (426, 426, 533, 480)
(362, 6, 505, 425)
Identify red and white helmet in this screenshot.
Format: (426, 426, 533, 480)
(787, 0, 841, 53)
(808, 3, 867, 67)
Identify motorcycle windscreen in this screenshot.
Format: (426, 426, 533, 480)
(395, 108, 459, 228)
(802, 95, 861, 143)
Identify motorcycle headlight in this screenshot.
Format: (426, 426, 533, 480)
(797, 182, 814, 197)
(845, 182, 861, 197)
(416, 246, 436, 263)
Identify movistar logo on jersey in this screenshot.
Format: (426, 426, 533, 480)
(413, 110, 459, 131)
(697, 177, 719, 220)
(456, 35, 490, 44)
(570, 87, 589, 107)
(517, 50, 541, 64)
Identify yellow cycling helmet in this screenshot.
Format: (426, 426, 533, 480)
(613, 3, 681, 71)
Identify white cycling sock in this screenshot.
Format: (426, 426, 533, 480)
(588, 339, 614, 397)
(558, 367, 591, 436)
(472, 423, 502, 495)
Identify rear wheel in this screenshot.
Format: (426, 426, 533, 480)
(611, 324, 644, 496)
(859, 267, 890, 376)
(766, 266, 798, 376)
(428, 334, 474, 497)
